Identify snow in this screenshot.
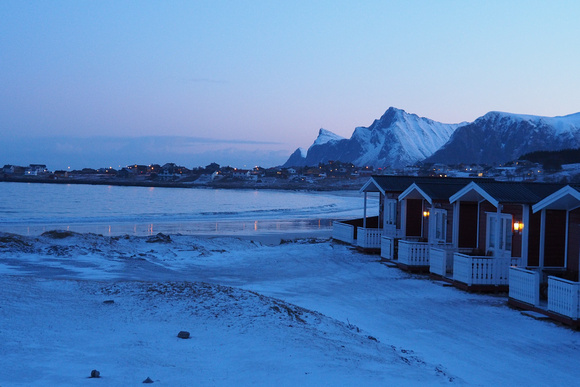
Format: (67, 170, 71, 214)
(483, 111, 580, 135)
(311, 128, 345, 147)
(352, 108, 463, 167)
(2, 231, 579, 385)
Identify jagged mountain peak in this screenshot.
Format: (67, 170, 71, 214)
(368, 107, 415, 129)
(312, 128, 344, 147)
(284, 107, 459, 168)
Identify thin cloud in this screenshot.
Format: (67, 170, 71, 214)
(24, 135, 283, 146)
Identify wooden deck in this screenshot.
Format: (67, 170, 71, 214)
(508, 297, 580, 330)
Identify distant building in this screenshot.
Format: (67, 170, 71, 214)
(25, 164, 49, 176)
(3, 165, 26, 175)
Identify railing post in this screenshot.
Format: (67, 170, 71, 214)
(533, 270, 540, 306)
(572, 283, 579, 319)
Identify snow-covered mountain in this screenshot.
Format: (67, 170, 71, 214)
(284, 147, 308, 168)
(284, 107, 463, 168)
(426, 111, 580, 165)
(285, 108, 580, 168)
(312, 128, 345, 146)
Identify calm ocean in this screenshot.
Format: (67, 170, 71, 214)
(0, 182, 376, 236)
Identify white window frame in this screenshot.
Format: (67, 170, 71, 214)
(485, 212, 512, 256)
(429, 208, 447, 244)
(384, 199, 397, 226)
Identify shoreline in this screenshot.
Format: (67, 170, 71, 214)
(0, 217, 338, 241)
(0, 175, 364, 191)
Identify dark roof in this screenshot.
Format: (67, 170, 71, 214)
(368, 175, 491, 193)
(471, 181, 566, 204)
(411, 181, 472, 201)
(367, 175, 568, 204)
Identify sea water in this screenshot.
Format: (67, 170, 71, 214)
(0, 182, 377, 236)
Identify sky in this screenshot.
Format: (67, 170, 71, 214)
(1, 1, 580, 169)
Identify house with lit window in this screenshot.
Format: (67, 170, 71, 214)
(437, 181, 564, 291)
(333, 176, 428, 250)
(332, 176, 475, 253)
(333, 176, 580, 326)
(508, 185, 580, 326)
(384, 181, 474, 272)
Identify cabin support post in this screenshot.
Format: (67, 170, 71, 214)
(477, 200, 483, 249)
(539, 209, 546, 269)
(565, 209, 570, 268)
(495, 205, 502, 257)
(452, 201, 459, 248)
(421, 199, 425, 238)
(382, 194, 387, 231)
(401, 199, 407, 238)
(522, 204, 529, 266)
(363, 191, 368, 229)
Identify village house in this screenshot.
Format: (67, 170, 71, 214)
(25, 164, 49, 176)
(231, 169, 258, 181)
(2, 165, 26, 175)
(53, 170, 69, 178)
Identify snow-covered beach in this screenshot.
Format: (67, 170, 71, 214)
(1, 230, 579, 386)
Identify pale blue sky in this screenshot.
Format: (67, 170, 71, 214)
(1, 1, 579, 168)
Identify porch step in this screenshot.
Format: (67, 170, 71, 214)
(432, 280, 454, 287)
(521, 310, 551, 321)
(381, 261, 398, 268)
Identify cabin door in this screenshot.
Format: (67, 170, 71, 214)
(429, 209, 447, 245)
(486, 213, 512, 257)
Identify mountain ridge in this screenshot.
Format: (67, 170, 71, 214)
(285, 108, 580, 168)
(284, 107, 462, 168)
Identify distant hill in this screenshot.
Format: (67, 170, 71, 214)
(520, 148, 580, 170)
(426, 111, 580, 165)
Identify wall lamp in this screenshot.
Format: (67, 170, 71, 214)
(513, 221, 523, 234)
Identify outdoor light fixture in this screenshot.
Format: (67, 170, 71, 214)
(513, 221, 523, 234)
(423, 210, 430, 217)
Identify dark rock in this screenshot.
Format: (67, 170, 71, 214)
(42, 230, 76, 239)
(146, 233, 171, 244)
(103, 300, 115, 304)
(90, 369, 100, 378)
(177, 331, 190, 339)
(143, 376, 154, 383)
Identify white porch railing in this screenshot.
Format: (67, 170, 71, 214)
(398, 240, 429, 266)
(357, 227, 382, 249)
(332, 221, 355, 245)
(509, 267, 540, 306)
(548, 276, 580, 319)
(453, 253, 521, 286)
(380, 236, 395, 260)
